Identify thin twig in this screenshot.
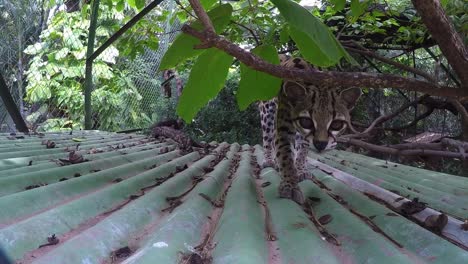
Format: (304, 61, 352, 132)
(231, 21, 260, 46)
(345, 46, 436, 82)
(175, 0, 197, 19)
(345, 95, 430, 136)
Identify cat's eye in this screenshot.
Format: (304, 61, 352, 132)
(329, 120, 345, 131)
(298, 117, 314, 130)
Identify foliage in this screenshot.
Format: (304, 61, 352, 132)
(237, 45, 281, 110)
(22, 1, 162, 131)
(159, 4, 233, 70)
(271, 0, 354, 66)
(176, 48, 233, 122)
(184, 72, 262, 145)
(444, 0, 468, 44)
(161, 0, 353, 123)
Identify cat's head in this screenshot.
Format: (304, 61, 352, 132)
(282, 82, 361, 152)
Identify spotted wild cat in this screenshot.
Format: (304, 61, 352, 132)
(259, 55, 361, 204)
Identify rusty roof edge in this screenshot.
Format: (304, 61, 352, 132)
(307, 157, 468, 249)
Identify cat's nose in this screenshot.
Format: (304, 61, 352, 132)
(313, 140, 328, 152)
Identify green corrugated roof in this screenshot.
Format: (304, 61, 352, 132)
(0, 131, 466, 263)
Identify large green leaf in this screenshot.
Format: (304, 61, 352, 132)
(159, 4, 233, 70)
(350, 0, 367, 19)
(236, 45, 281, 110)
(176, 48, 233, 122)
(289, 26, 335, 66)
(270, 0, 352, 66)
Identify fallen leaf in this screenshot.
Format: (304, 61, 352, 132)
(318, 214, 333, 225)
(386, 212, 399, 217)
(400, 198, 426, 215)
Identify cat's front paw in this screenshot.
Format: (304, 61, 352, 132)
(278, 181, 304, 205)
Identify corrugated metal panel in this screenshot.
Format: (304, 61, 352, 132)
(0, 131, 466, 264)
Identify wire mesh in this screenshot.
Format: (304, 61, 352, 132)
(0, 0, 45, 132)
(84, 0, 182, 131)
(0, 0, 181, 132)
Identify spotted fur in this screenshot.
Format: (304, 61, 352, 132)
(260, 56, 361, 204)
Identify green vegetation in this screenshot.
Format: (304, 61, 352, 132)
(22, 1, 162, 131)
(1, 0, 467, 172)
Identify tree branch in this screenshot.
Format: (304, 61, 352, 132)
(345, 46, 436, 83)
(346, 95, 429, 136)
(338, 137, 466, 159)
(450, 99, 468, 124)
(441, 138, 468, 156)
(391, 142, 444, 151)
(181, 25, 467, 98)
(387, 107, 434, 131)
(412, 0, 468, 88)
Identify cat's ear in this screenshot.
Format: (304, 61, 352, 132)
(282, 81, 307, 101)
(340, 87, 361, 110)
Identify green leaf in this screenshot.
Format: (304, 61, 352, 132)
(116, 0, 125, 12)
(159, 4, 233, 70)
(98, 46, 119, 64)
(289, 26, 334, 66)
(146, 38, 159, 50)
(127, 0, 136, 9)
(94, 63, 114, 79)
(350, 0, 366, 18)
(62, 66, 84, 78)
(55, 48, 70, 60)
(236, 45, 281, 110)
(135, 0, 145, 10)
(175, 11, 188, 24)
(24, 43, 44, 55)
(63, 27, 83, 50)
(330, 0, 346, 12)
(72, 49, 86, 60)
(440, 0, 450, 8)
(201, 0, 218, 10)
(279, 25, 290, 43)
(28, 84, 52, 102)
(270, 0, 352, 66)
(176, 48, 233, 122)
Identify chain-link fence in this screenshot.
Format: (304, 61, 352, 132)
(0, 0, 181, 133)
(0, 0, 45, 131)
